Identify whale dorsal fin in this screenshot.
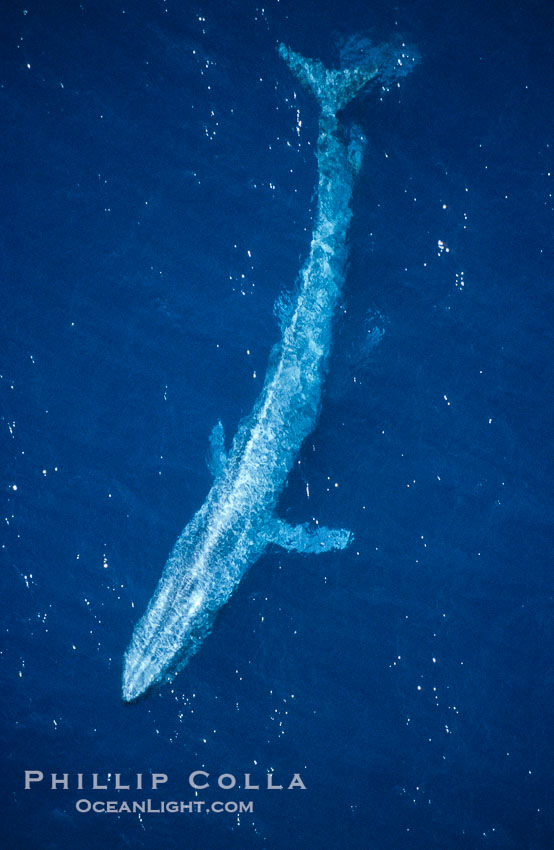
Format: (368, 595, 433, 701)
(207, 420, 227, 477)
(267, 518, 352, 553)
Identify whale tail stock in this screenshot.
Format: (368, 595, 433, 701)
(278, 43, 378, 115)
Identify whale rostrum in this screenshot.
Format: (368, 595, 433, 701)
(122, 43, 386, 702)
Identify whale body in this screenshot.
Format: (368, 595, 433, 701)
(122, 45, 380, 702)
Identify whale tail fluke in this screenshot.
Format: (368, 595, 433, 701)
(278, 43, 378, 115)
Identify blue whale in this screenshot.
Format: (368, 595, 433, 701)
(122, 45, 380, 702)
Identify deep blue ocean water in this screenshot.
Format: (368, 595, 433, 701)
(1, 1, 552, 847)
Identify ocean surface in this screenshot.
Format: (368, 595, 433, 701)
(1, 1, 552, 848)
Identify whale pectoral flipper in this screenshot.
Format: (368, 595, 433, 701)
(268, 519, 353, 554)
(207, 420, 227, 477)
